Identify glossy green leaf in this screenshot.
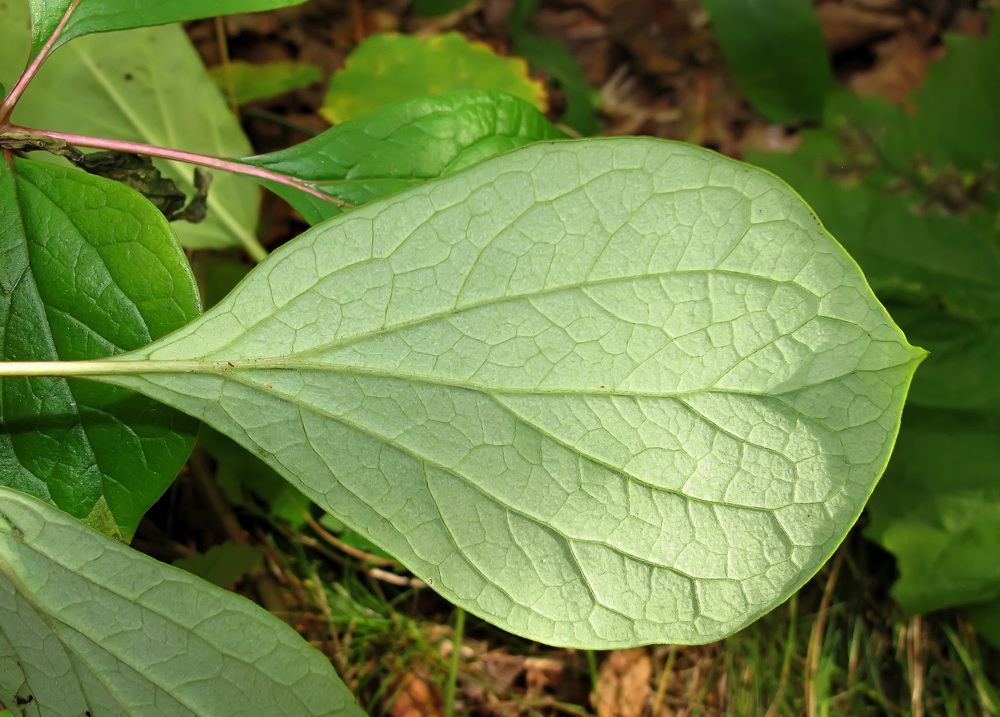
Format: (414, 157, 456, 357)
(0, 487, 363, 716)
(244, 91, 565, 224)
(865, 409, 1000, 615)
(700, 0, 834, 123)
(209, 60, 322, 105)
(0, 13, 262, 254)
(0, 157, 200, 540)
(90, 138, 921, 647)
(321, 32, 546, 124)
(29, 0, 308, 56)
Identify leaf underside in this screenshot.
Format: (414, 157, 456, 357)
(101, 138, 922, 647)
(0, 487, 362, 716)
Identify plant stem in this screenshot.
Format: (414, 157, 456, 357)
(444, 608, 465, 717)
(3, 125, 346, 208)
(0, 0, 82, 124)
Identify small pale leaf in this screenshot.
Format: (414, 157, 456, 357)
(0, 15, 261, 252)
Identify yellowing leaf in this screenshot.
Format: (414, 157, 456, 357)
(321, 32, 546, 124)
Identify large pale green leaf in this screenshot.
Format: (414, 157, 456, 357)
(700, 0, 834, 123)
(0, 12, 262, 254)
(0, 157, 200, 541)
(29, 0, 308, 56)
(68, 138, 925, 647)
(0, 486, 363, 716)
(244, 91, 565, 224)
(321, 32, 546, 124)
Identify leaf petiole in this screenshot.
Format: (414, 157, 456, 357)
(2, 124, 348, 209)
(0, 359, 231, 377)
(0, 0, 82, 123)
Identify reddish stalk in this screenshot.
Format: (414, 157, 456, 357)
(3, 125, 347, 207)
(0, 0, 82, 123)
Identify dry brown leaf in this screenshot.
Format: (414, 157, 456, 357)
(849, 30, 930, 103)
(817, 2, 906, 53)
(595, 648, 653, 717)
(482, 651, 527, 690)
(391, 672, 445, 717)
(524, 656, 565, 697)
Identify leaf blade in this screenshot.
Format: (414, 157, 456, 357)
(243, 91, 566, 223)
(321, 32, 546, 124)
(0, 157, 200, 539)
(30, 0, 309, 55)
(0, 486, 363, 716)
(701, 0, 834, 123)
(101, 138, 920, 647)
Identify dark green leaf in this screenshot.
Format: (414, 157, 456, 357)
(508, 0, 601, 136)
(173, 542, 264, 587)
(244, 91, 565, 224)
(201, 426, 310, 528)
(700, 0, 834, 123)
(0, 157, 200, 539)
(30, 0, 310, 56)
(967, 599, 1000, 650)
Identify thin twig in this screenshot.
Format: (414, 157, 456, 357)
(0, 0, 83, 122)
(3, 124, 349, 207)
(303, 512, 398, 567)
(214, 16, 240, 119)
(806, 551, 844, 717)
(444, 608, 465, 717)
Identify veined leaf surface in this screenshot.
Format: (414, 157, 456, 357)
(0, 157, 200, 540)
(0, 487, 362, 716)
(97, 138, 922, 647)
(243, 91, 565, 224)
